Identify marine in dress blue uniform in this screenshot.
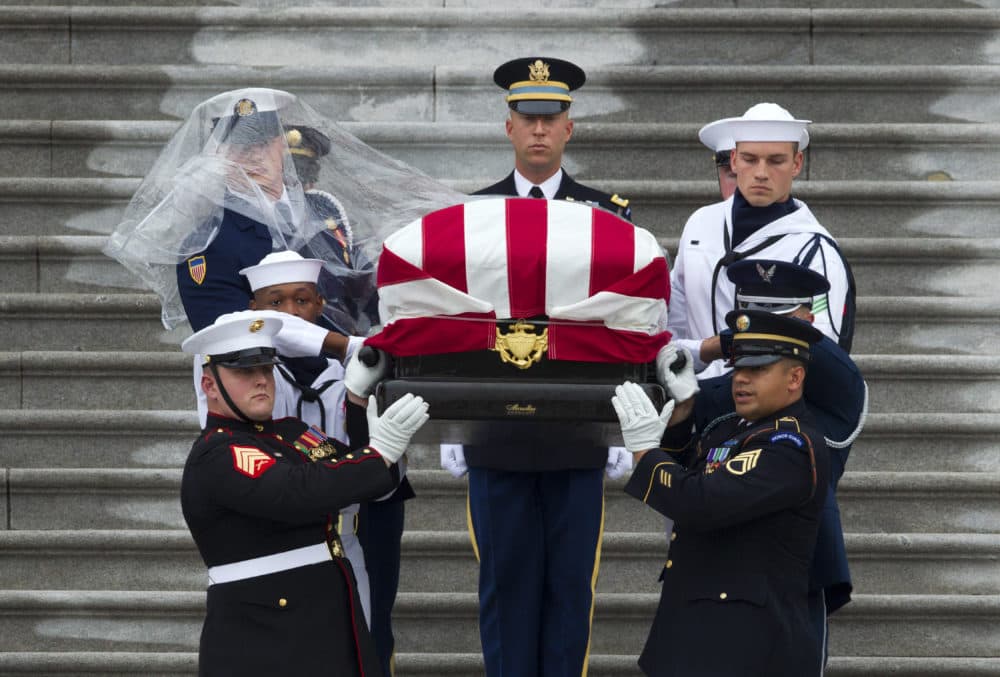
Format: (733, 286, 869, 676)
(618, 310, 830, 676)
(463, 57, 630, 677)
(179, 312, 406, 677)
(693, 259, 865, 671)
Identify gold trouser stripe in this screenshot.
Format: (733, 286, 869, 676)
(466, 486, 480, 563)
(580, 488, 606, 677)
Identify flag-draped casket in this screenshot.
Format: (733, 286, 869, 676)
(366, 197, 671, 443)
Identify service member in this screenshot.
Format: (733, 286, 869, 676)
(450, 56, 632, 677)
(694, 259, 866, 671)
(475, 56, 632, 219)
(668, 103, 856, 380)
(614, 310, 830, 676)
(241, 251, 411, 675)
(180, 310, 428, 676)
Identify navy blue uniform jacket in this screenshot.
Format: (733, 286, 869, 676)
(625, 399, 830, 677)
(694, 334, 861, 612)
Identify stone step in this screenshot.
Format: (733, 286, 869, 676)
(1, 470, 997, 541)
(0, 589, 994, 657)
(3, 177, 998, 238)
(0, 411, 997, 473)
(396, 531, 1000, 596)
(1, 64, 999, 123)
(404, 470, 1000, 534)
(5, 466, 997, 590)
(2, 292, 995, 353)
(2, 7, 998, 68)
(2, 348, 998, 413)
(4, 120, 998, 183)
(0, 651, 995, 677)
(0, 652, 996, 677)
(7, 234, 1000, 299)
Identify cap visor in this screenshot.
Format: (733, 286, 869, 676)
(731, 353, 783, 368)
(510, 100, 567, 115)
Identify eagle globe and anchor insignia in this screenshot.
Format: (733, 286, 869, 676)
(492, 321, 548, 370)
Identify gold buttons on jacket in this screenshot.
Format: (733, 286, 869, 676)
(670, 532, 677, 542)
(665, 560, 673, 569)
(278, 598, 288, 607)
(719, 592, 728, 600)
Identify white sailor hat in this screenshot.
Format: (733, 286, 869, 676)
(698, 102, 810, 152)
(181, 310, 283, 368)
(239, 250, 324, 292)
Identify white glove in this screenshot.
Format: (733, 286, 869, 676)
(440, 444, 468, 478)
(269, 311, 330, 358)
(344, 347, 388, 398)
(366, 393, 429, 464)
(605, 446, 633, 480)
(655, 344, 700, 403)
(611, 381, 676, 454)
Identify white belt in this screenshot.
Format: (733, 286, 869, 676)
(207, 542, 332, 586)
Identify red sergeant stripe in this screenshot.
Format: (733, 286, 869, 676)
(422, 203, 468, 293)
(505, 198, 548, 317)
(589, 208, 635, 296)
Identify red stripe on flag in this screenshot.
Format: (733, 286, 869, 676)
(590, 209, 635, 295)
(376, 247, 432, 287)
(548, 323, 672, 363)
(505, 198, 548, 317)
(365, 312, 497, 356)
(602, 257, 670, 302)
(422, 203, 468, 293)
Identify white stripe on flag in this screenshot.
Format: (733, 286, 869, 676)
(382, 217, 425, 270)
(464, 199, 512, 319)
(545, 200, 593, 310)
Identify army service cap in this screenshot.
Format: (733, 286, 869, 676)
(725, 309, 822, 368)
(728, 259, 830, 315)
(494, 57, 585, 115)
(182, 310, 283, 368)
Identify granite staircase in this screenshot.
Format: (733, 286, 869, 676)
(0, 2, 998, 675)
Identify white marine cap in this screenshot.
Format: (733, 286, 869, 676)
(239, 250, 324, 292)
(698, 102, 810, 152)
(181, 310, 283, 367)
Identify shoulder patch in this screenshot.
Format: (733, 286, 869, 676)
(230, 444, 275, 478)
(770, 431, 805, 448)
(187, 256, 206, 285)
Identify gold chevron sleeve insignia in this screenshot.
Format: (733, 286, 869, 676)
(725, 449, 762, 476)
(231, 445, 276, 478)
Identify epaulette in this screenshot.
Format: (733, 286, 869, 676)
(202, 426, 234, 442)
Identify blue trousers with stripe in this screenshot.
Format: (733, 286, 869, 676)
(467, 467, 605, 677)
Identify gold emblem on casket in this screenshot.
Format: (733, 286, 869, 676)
(493, 321, 548, 369)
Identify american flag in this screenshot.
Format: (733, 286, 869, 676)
(366, 197, 671, 363)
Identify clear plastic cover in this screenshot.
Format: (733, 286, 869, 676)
(104, 87, 468, 334)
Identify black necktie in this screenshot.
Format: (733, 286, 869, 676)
(529, 185, 545, 198)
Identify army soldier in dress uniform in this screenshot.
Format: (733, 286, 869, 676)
(180, 311, 428, 676)
(613, 311, 830, 677)
(437, 56, 634, 677)
(475, 56, 632, 219)
(693, 259, 865, 672)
